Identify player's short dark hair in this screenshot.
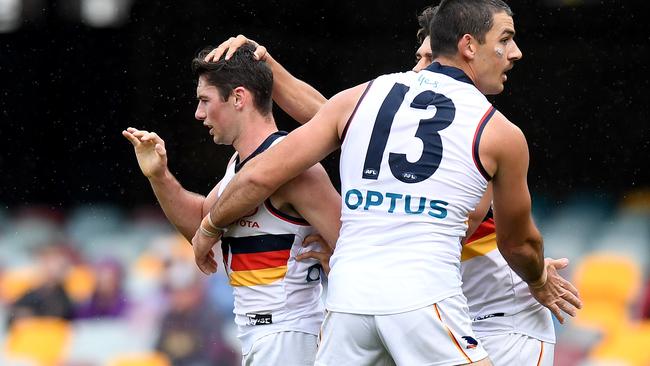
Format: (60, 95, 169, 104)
(191, 42, 273, 115)
(429, 0, 513, 58)
(416, 5, 438, 44)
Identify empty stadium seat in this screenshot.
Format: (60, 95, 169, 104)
(4, 317, 71, 366)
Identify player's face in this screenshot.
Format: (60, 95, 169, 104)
(195, 75, 237, 145)
(472, 11, 522, 95)
(413, 36, 433, 72)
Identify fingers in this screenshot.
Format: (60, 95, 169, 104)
(197, 250, 218, 275)
(549, 303, 565, 324)
(154, 143, 167, 157)
(562, 279, 580, 300)
(198, 257, 218, 275)
(296, 250, 328, 262)
(122, 130, 140, 146)
(560, 284, 583, 310)
(303, 233, 325, 246)
(546, 257, 569, 270)
(206, 36, 235, 62)
(204, 35, 266, 63)
(303, 233, 333, 253)
(253, 45, 267, 61)
(225, 34, 250, 60)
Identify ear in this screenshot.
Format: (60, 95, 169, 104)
(458, 34, 476, 60)
(232, 86, 247, 110)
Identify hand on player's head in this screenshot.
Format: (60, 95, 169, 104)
(204, 34, 268, 63)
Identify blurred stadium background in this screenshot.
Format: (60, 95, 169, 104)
(1, 0, 649, 365)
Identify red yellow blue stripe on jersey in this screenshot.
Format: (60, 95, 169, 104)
(222, 234, 294, 287)
(461, 214, 497, 262)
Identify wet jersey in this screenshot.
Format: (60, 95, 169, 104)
(217, 131, 324, 353)
(462, 210, 555, 343)
(328, 62, 494, 314)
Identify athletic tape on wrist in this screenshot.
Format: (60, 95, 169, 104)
(528, 268, 548, 289)
(207, 213, 228, 233)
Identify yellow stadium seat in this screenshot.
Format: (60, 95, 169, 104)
(4, 316, 71, 366)
(64, 264, 97, 303)
(107, 352, 171, 366)
(0, 266, 40, 303)
(572, 252, 642, 333)
(589, 321, 650, 366)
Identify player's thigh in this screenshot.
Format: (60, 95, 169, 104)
(315, 311, 395, 366)
(243, 331, 318, 366)
(377, 295, 489, 366)
(480, 333, 553, 366)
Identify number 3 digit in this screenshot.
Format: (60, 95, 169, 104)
(362, 83, 456, 183)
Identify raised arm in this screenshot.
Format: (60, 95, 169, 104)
(205, 35, 327, 124)
(122, 127, 219, 242)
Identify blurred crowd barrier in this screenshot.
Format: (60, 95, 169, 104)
(0, 190, 649, 366)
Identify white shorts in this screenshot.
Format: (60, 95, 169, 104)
(480, 333, 554, 366)
(315, 295, 489, 366)
(242, 330, 317, 366)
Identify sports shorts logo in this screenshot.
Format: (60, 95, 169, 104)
(461, 336, 478, 349)
(246, 313, 272, 326)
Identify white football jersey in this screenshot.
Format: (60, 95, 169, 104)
(218, 132, 324, 353)
(327, 63, 494, 314)
(462, 213, 555, 343)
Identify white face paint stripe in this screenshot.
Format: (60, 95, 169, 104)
(495, 47, 504, 57)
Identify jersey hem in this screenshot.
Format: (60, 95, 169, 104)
(325, 289, 463, 316)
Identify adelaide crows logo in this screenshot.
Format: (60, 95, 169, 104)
(461, 336, 478, 349)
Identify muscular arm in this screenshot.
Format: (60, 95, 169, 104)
(204, 35, 327, 124)
(123, 127, 224, 242)
(148, 171, 217, 242)
(265, 53, 328, 124)
(479, 113, 582, 323)
(480, 114, 544, 284)
(277, 164, 342, 249)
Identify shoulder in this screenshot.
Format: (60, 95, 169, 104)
(329, 81, 372, 107)
(479, 111, 529, 176)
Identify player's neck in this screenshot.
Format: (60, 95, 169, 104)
(233, 113, 278, 162)
(434, 56, 476, 85)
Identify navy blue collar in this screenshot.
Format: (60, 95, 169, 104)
(424, 62, 475, 86)
(235, 131, 288, 172)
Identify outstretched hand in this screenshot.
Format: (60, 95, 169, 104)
(204, 34, 268, 63)
(529, 257, 582, 324)
(122, 127, 168, 179)
(296, 233, 334, 275)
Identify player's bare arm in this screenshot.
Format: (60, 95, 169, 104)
(123, 127, 217, 241)
(205, 34, 327, 124)
(274, 163, 342, 248)
(481, 112, 582, 322)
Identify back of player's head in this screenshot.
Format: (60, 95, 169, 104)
(429, 0, 513, 58)
(416, 5, 439, 43)
(191, 43, 273, 115)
